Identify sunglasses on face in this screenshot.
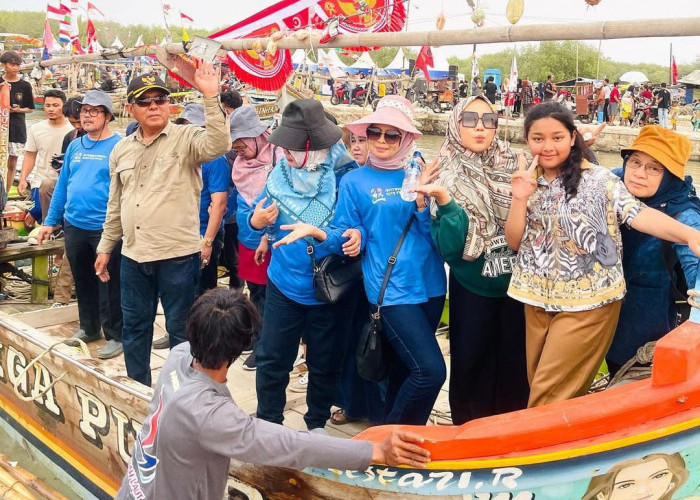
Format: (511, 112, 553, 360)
(365, 126, 402, 145)
(460, 111, 499, 129)
(133, 95, 170, 107)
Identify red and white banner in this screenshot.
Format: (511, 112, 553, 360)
(87, 2, 105, 19)
(181, 12, 194, 23)
(210, 0, 406, 90)
(47, 3, 70, 21)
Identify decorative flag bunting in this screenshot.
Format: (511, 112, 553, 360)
(87, 2, 105, 19)
(181, 12, 194, 23)
(47, 3, 70, 21)
(415, 45, 434, 83)
(210, 0, 406, 91)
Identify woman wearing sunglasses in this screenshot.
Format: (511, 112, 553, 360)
(414, 95, 529, 425)
(606, 126, 700, 379)
(332, 95, 447, 425)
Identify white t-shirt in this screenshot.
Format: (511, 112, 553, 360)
(604, 84, 612, 99)
(24, 119, 74, 189)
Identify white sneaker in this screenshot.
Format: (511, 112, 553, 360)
(289, 372, 308, 393)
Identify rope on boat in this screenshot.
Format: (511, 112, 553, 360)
(12, 338, 91, 403)
(608, 342, 656, 388)
(687, 288, 700, 309)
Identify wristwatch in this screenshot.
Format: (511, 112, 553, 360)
(202, 238, 213, 247)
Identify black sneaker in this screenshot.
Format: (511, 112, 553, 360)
(242, 352, 257, 371)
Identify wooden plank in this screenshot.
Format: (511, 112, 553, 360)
(14, 304, 79, 328)
(0, 241, 64, 262)
(31, 253, 49, 303)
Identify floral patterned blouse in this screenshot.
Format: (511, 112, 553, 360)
(508, 161, 644, 312)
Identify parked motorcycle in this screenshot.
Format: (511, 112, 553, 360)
(330, 84, 378, 108)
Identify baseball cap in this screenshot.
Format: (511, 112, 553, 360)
(126, 73, 170, 103)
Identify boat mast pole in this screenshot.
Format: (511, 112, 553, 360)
(21, 17, 700, 70)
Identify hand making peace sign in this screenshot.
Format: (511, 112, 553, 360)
(511, 152, 539, 201)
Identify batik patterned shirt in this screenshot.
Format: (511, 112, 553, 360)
(508, 161, 644, 312)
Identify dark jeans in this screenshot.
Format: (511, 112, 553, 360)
(121, 253, 200, 386)
(247, 281, 266, 349)
(64, 223, 122, 341)
(198, 229, 224, 294)
(222, 222, 243, 289)
(448, 276, 529, 425)
(256, 280, 349, 430)
(335, 288, 386, 424)
(381, 295, 446, 425)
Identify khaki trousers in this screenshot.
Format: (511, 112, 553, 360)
(53, 252, 74, 304)
(525, 300, 621, 407)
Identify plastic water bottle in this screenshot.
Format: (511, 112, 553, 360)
(400, 151, 423, 202)
(265, 224, 277, 243)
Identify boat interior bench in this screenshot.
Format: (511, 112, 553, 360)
(0, 240, 64, 303)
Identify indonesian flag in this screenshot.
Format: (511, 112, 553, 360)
(672, 55, 679, 85)
(181, 12, 194, 23)
(87, 2, 105, 19)
(86, 18, 98, 53)
(71, 37, 85, 55)
(509, 54, 518, 92)
(415, 45, 434, 83)
(47, 2, 70, 21)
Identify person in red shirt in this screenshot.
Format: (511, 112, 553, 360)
(608, 82, 620, 125)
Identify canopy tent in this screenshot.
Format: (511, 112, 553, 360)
(555, 77, 597, 87)
(381, 48, 410, 76)
(347, 51, 376, 75)
(428, 47, 451, 79)
(619, 70, 649, 84)
(317, 48, 346, 78)
(111, 36, 124, 49)
(291, 49, 317, 70)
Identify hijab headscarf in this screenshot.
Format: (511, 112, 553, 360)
(265, 142, 348, 228)
(431, 95, 519, 260)
(233, 130, 277, 206)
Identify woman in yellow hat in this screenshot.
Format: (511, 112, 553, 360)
(607, 125, 700, 377)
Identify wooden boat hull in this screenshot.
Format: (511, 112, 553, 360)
(0, 310, 699, 499)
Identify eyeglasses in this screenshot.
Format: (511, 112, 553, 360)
(232, 146, 248, 154)
(460, 111, 499, 129)
(365, 127, 402, 145)
(133, 95, 170, 107)
(79, 107, 104, 117)
(626, 156, 665, 177)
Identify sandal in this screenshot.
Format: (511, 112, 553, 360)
(330, 408, 358, 425)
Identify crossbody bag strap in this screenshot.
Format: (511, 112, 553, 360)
(375, 213, 415, 313)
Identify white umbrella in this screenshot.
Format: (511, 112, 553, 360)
(619, 70, 649, 84)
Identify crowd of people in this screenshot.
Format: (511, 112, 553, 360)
(3, 48, 700, 498)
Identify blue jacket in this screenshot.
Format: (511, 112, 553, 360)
(330, 166, 446, 306)
(608, 168, 700, 366)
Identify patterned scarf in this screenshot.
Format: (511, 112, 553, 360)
(431, 96, 519, 260)
(265, 143, 345, 228)
(232, 130, 277, 206)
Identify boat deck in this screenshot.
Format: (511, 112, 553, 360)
(0, 296, 452, 440)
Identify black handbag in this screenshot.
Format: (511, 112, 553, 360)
(307, 244, 363, 304)
(356, 214, 414, 382)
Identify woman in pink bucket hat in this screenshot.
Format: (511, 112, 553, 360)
(329, 95, 447, 425)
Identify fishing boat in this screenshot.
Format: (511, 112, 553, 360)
(0, 303, 697, 500)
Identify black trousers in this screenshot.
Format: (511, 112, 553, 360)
(64, 223, 122, 341)
(448, 274, 529, 425)
(247, 281, 266, 349)
(222, 221, 243, 289)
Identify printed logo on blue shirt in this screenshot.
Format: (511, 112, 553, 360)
(371, 187, 386, 204)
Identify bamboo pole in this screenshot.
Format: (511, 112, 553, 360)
(22, 17, 700, 71)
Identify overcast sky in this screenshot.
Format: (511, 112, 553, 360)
(5, 0, 700, 66)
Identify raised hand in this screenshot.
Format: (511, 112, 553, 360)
(412, 184, 451, 206)
(419, 157, 440, 186)
(192, 61, 220, 99)
(250, 197, 279, 230)
(511, 152, 538, 201)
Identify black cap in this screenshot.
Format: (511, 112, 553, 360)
(126, 73, 170, 103)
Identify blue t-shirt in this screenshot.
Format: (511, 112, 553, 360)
(45, 134, 122, 230)
(199, 156, 231, 236)
(225, 186, 238, 224)
(235, 194, 265, 251)
(331, 166, 446, 306)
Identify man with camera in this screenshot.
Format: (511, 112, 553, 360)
(38, 90, 124, 360)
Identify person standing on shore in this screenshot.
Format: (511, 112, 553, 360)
(37, 90, 124, 360)
(95, 63, 231, 386)
(0, 51, 34, 200)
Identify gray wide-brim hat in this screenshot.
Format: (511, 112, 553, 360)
(268, 99, 341, 151)
(230, 106, 268, 142)
(180, 103, 205, 126)
(80, 90, 115, 122)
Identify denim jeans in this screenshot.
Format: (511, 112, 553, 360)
(197, 229, 224, 295)
(380, 295, 446, 425)
(658, 107, 669, 128)
(64, 223, 122, 341)
(246, 282, 266, 350)
(256, 280, 349, 430)
(120, 253, 200, 386)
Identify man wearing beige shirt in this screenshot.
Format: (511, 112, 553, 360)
(95, 62, 231, 386)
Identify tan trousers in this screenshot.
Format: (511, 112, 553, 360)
(525, 301, 621, 407)
(53, 251, 74, 304)
(39, 177, 56, 222)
